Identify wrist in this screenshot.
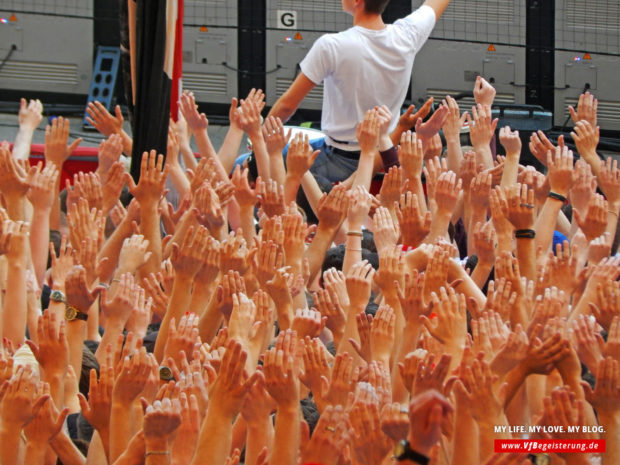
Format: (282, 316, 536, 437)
(379, 135, 393, 152)
(144, 437, 170, 451)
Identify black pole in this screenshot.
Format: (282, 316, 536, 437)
(526, 0, 555, 110)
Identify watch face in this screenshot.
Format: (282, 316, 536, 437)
(159, 366, 174, 381)
(50, 290, 64, 302)
(65, 307, 77, 320)
(394, 440, 407, 458)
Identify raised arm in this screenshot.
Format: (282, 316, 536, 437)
(268, 73, 316, 123)
(423, 0, 451, 19)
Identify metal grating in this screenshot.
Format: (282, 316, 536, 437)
(184, 0, 237, 27)
(0, 0, 93, 17)
(556, 0, 620, 55)
(0, 60, 78, 84)
(183, 71, 229, 94)
(266, 0, 350, 32)
(276, 77, 323, 104)
(412, 0, 526, 46)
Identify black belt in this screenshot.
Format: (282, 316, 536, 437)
(329, 145, 361, 159)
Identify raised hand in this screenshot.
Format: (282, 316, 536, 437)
(573, 193, 608, 241)
(44, 116, 81, 167)
(398, 130, 424, 183)
(346, 260, 375, 311)
(421, 286, 467, 348)
(468, 104, 498, 150)
(179, 91, 208, 131)
(126, 150, 167, 207)
(397, 191, 431, 248)
(86, 101, 124, 137)
(26, 162, 59, 211)
(170, 225, 210, 278)
(18, 98, 43, 130)
(474, 76, 497, 106)
(569, 90, 598, 127)
(231, 165, 259, 209)
(262, 115, 292, 157)
(97, 134, 123, 175)
(263, 329, 300, 409)
(547, 145, 574, 197)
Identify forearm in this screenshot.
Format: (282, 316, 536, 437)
(534, 198, 563, 255)
(51, 431, 87, 465)
(598, 415, 620, 465)
(194, 129, 231, 184)
(198, 298, 224, 344)
(139, 205, 163, 277)
(110, 402, 134, 463)
(217, 126, 244, 174)
(500, 154, 520, 187)
(424, 210, 452, 244)
(269, 154, 287, 187)
(97, 217, 134, 282)
(391, 322, 422, 404)
(268, 98, 297, 124)
(50, 164, 63, 230)
(0, 428, 23, 465)
(30, 208, 52, 286)
(249, 135, 271, 181)
(154, 275, 194, 361)
(445, 137, 463, 175)
(605, 202, 620, 238)
(180, 144, 198, 170)
(299, 171, 325, 215)
(351, 154, 375, 191)
(4, 194, 25, 221)
(452, 407, 480, 465)
(469, 261, 493, 291)
(271, 407, 300, 465)
(24, 442, 47, 465)
(284, 175, 303, 206)
(66, 319, 87, 389)
(4, 259, 27, 346)
(515, 237, 536, 282)
(96, 318, 125, 366)
(304, 225, 337, 284)
(342, 232, 362, 277)
(144, 437, 171, 465)
(474, 144, 493, 170)
(237, 206, 257, 244)
(191, 405, 235, 465)
(166, 164, 191, 199)
(12, 126, 35, 160)
(245, 419, 274, 465)
(189, 282, 217, 318)
(337, 304, 366, 365)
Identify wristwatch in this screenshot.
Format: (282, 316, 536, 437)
(159, 366, 175, 382)
(65, 305, 89, 322)
(49, 289, 66, 303)
(394, 440, 430, 465)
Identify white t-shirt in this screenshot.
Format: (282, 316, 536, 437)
(300, 5, 436, 150)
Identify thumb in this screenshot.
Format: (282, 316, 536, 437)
(115, 105, 123, 121)
(68, 138, 82, 154)
(54, 408, 71, 433)
(77, 393, 90, 414)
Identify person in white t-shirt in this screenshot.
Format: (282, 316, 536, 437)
(267, 0, 451, 183)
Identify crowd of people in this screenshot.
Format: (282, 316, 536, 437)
(1, 1, 620, 465)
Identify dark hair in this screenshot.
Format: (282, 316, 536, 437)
(301, 397, 320, 434)
(79, 345, 100, 398)
(364, 0, 390, 14)
(321, 244, 379, 278)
